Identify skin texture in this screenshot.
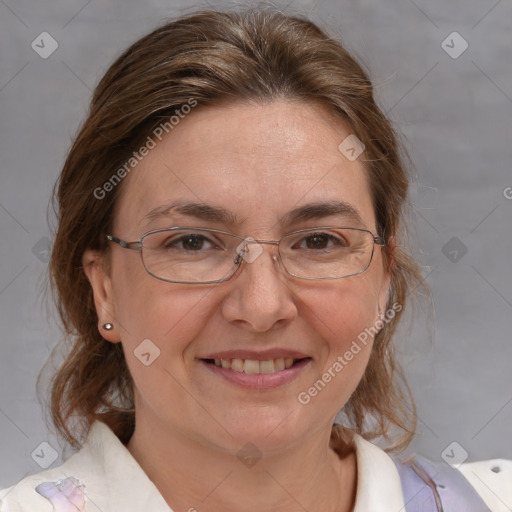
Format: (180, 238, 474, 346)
(83, 100, 391, 512)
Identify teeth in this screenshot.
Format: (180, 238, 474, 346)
(259, 360, 275, 374)
(274, 358, 285, 371)
(212, 357, 300, 374)
(243, 359, 261, 374)
(231, 359, 244, 372)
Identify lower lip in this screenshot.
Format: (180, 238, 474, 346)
(200, 358, 312, 390)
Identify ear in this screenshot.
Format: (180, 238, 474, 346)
(82, 249, 121, 343)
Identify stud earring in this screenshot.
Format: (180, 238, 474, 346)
(102, 323, 113, 331)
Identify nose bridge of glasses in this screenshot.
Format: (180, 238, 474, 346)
(233, 236, 280, 265)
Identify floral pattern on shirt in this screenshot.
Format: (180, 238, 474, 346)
(35, 476, 86, 511)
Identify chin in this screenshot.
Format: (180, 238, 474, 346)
(220, 410, 307, 449)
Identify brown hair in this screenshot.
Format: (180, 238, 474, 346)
(48, 7, 426, 451)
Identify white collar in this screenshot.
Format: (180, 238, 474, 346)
(351, 433, 406, 511)
(1, 421, 406, 511)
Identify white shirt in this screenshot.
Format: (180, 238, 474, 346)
(1, 421, 510, 511)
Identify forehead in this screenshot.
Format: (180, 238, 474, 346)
(114, 100, 375, 235)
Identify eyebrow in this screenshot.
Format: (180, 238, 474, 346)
(143, 201, 238, 226)
(281, 200, 363, 226)
(142, 200, 363, 228)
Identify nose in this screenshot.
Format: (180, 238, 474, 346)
(221, 243, 298, 332)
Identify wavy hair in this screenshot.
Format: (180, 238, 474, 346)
(48, 7, 427, 451)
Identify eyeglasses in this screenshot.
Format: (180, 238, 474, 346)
(105, 226, 385, 284)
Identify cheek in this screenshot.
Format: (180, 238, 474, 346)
(295, 278, 381, 410)
(301, 276, 380, 351)
(117, 286, 217, 353)
(110, 255, 219, 372)
(115, 283, 221, 423)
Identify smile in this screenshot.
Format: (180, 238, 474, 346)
(200, 357, 312, 389)
(209, 357, 297, 374)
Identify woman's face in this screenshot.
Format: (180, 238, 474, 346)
(85, 100, 390, 453)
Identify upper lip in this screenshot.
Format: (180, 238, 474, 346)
(198, 349, 311, 361)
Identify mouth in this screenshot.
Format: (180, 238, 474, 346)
(201, 357, 310, 374)
(199, 357, 312, 389)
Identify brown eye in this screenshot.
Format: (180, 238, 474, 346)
(305, 234, 329, 249)
(164, 234, 214, 251)
(295, 232, 347, 250)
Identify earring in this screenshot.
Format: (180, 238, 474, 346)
(102, 323, 113, 331)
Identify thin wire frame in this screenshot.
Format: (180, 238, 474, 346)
(105, 226, 385, 284)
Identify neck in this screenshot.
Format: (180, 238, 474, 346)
(126, 414, 357, 512)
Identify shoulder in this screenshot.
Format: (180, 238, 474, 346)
(348, 432, 511, 512)
(458, 458, 512, 512)
(0, 423, 112, 511)
(0, 473, 79, 511)
(0, 422, 171, 512)
(0, 457, 90, 511)
(394, 453, 512, 512)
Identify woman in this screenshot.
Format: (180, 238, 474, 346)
(1, 8, 509, 512)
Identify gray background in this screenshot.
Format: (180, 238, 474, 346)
(1, 0, 511, 488)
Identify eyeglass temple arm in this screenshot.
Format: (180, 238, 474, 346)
(105, 234, 142, 251)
